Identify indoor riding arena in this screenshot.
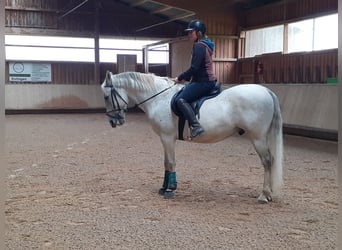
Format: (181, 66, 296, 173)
(4, 0, 338, 249)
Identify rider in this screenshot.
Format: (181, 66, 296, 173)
(174, 19, 217, 138)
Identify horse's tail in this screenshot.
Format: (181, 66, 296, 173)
(267, 90, 283, 195)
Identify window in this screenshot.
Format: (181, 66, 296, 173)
(245, 25, 283, 57)
(99, 38, 169, 64)
(288, 19, 313, 53)
(313, 14, 338, 50)
(5, 36, 95, 62)
(288, 14, 338, 53)
(244, 13, 338, 57)
(5, 35, 169, 64)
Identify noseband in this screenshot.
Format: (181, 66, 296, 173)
(104, 85, 128, 118)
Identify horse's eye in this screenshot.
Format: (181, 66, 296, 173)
(104, 95, 109, 100)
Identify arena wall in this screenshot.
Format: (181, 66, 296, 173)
(5, 83, 338, 140)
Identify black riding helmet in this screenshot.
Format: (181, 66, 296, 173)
(184, 20, 206, 34)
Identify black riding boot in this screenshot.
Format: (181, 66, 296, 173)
(177, 98, 204, 138)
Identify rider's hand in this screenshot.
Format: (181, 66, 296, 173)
(173, 77, 181, 84)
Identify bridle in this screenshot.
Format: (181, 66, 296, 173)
(104, 82, 174, 118)
(104, 84, 128, 119)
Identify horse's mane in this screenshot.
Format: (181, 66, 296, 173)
(113, 72, 173, 91)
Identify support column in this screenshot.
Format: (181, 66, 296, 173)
(94, 1, 100, 84)
(142, 46, 148, 73)
(0, 0, 5, 248)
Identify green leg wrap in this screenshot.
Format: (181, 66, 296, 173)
(159, 171, 177, 195)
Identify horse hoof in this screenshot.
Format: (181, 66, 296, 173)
(158, 188, 166, 195)
(258, 198, 268, 204)
(163, 191, 175, 199)
(257, 194, 272, 204)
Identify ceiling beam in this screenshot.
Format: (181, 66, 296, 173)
(130, 0, 149, 7)
(136, 12, 195, 32)
(151, 6, 172, 14)
(58, 0, 89, 20)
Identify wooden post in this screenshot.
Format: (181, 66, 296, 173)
(142, 46, 148, 73)
(0, 0, 5, 248)
(94, 1, 100, 84)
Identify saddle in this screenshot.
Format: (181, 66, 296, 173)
(171, 83, 222, 140)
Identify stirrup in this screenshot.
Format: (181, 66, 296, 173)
(190, 125, 204, 138)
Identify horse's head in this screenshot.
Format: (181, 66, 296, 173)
(101, 71, 127, 128)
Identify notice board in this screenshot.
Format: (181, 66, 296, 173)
(9, 62, 52, 82)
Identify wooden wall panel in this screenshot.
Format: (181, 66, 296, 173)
(241, 0, 337, 29)
(237, 49, 337, 84)
(5, 0, 57, 9)
(5, 0, 58, 28)
(5, 0, 94, 34)
(211, 36, 238, 83)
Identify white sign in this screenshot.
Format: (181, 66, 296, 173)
(9, 62, 52, 82)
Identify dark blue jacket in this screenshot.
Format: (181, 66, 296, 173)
(177, 38, 217, 83)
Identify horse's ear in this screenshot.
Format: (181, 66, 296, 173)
(106, 70, 112, 86)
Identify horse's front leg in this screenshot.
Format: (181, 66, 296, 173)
(158, 134, 177, 198)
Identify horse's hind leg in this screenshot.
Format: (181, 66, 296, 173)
(253, 138, 273, 203)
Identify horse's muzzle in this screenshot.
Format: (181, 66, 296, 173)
(109, 118, 117, 128)
(107, 113, 125, 128)
(108, 117, 125, 127)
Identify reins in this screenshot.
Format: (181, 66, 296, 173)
(104, 77, 175, 116)
(134, 84, 174, 107)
